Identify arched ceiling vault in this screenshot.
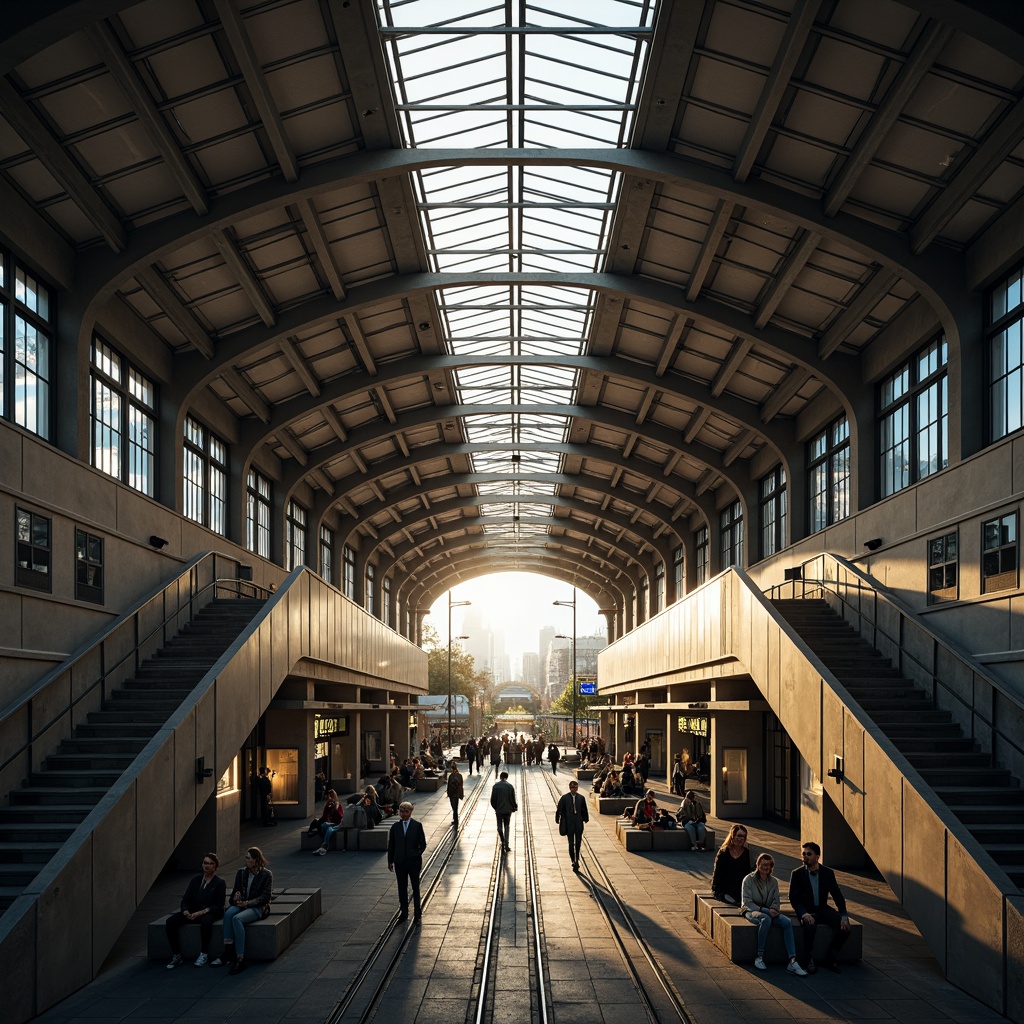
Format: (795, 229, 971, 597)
(2, 0, 1022, 628)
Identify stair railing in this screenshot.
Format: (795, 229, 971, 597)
(0, 550, 271, 800)
(766, 552, 1024, 779)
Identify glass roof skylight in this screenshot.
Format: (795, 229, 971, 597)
(377, 0, 655, 537)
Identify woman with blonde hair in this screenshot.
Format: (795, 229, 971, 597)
(740, 853, 807, 975)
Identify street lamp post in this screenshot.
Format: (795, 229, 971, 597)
(553, 587, 577, 745)
(448, 592, 471, 752)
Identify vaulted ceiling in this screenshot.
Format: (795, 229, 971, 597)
(3, 0, 1023, 619)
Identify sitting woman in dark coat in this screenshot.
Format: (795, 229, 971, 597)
(711, 824, 752, 904)
(164, 852, 226, 969)
(212, 847, 273, 974)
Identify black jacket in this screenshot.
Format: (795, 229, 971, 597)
(179, 874, 226, 917)
(789, 864, 848, 918)
(229, 867, 273, 918)
(388, 818, 427, 867)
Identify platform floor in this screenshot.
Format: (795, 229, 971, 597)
(32, 765, 1008, 1024)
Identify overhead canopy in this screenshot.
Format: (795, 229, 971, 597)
(1, 0, 1021, 633)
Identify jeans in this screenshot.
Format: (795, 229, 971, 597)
(682, 821, 707, 847)
(747, 910, 796, 959)
(319, 822, 341, 848)
(222, 906, 261, 956)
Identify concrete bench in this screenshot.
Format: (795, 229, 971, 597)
(300, 827, 348, 852)
(414, 777, 441, 792)
(148, 887, 322, 962)
(616, 819, 716, 852)
(574, 768, 596, 781)
(594, 795, 639, 815)
(693, 892, 862, 965)
(354, 828, 389, 851)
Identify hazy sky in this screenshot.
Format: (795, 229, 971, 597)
(427, 571, 607, 671)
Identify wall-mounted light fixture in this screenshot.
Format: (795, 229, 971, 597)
(195, 756, 214, 784)
(863, 538, 882, 551)
(826, 754, 844, 784)
(149, 535, 169, 549)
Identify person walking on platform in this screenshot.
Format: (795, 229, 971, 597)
(447, 761, 464, 830)
(388, 802, 427, 922)
(789, 841, 851, 974)
(490, 770, 518, 853)
(476, 737, 485, 774)
(489, 735, 503, 777)
(555, 779, 589, 871)
(255, 767, 276, 826)
(547, 742, 560, 774)
(465, 738, 478, 775)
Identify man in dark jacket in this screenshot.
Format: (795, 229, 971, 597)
(547, 742, 560, 774)
(446, 762, 464, 829)
(554, 780, 589, 871)
(789, 841, 851, 974)
(388, 802, 428, 921)
(489, 770, 518, 852)
(489, 735, 503, 776)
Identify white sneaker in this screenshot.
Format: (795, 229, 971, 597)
(165, 954, 182, 970)
(754, 956, 767, 971)
(194, 953, 208, 967)
(317, 847, 327, 856)
(787, 960, 808, 976)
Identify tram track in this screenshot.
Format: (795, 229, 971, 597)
(537, 767, 696, 1024)
(327, 756, 693, 1024)
(471, 762, 550, 1024)
(325, 770, 491, 1024)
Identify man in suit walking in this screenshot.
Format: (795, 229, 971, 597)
(555, 779, 589, 871)
(387, 801, 427, 922)
(446, 761, 464, 830)
(490, 770, 518, 853)
(789, 841, 851, 974)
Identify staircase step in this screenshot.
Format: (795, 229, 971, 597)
(59, 737, 152, 755)
(0, 823, 79, 843)
(0, 842, 64, 864)
(903, 751, 991, 768)
(108, 689, 191, 702)
(964, 824, 1024, 845)
(889, 737, 976, 753)
(74, 723, 160, 738)
(882, 722, 961, 738)
(12, 784, 111, 804)
(44, 753, 138, 772)
(870, 709, 953, 725)
(951, 805, 1024, 824)
(844, 686, 926, 700)
(27, 770, 123, 789)
(0, 887, 28, 912)
(0, 864, 41, 886)
(935, 786, 1024, 806)
(923, 765, 1017, 786)
(88, 709, 173, 724)
(0, 804, 93, 822)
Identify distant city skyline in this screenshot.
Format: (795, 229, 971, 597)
(427, 572, 607, 681)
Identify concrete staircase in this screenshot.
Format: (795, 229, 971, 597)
(773, 598, 1024, 886)
(0, 598, 263, 912)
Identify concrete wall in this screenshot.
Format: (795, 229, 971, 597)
(599, 568, 1024, 1021)
(0, 566, 427, 1024)
(745, 431, 1024, 697)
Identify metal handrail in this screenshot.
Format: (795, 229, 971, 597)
(765, 552, 1024, 767)
(0, 551, 271, 778)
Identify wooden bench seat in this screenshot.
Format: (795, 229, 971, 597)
(148, 887, 322, 962)
(693, 892, 862, 965)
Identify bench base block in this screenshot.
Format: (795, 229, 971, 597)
(693, 893, 862, 965)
